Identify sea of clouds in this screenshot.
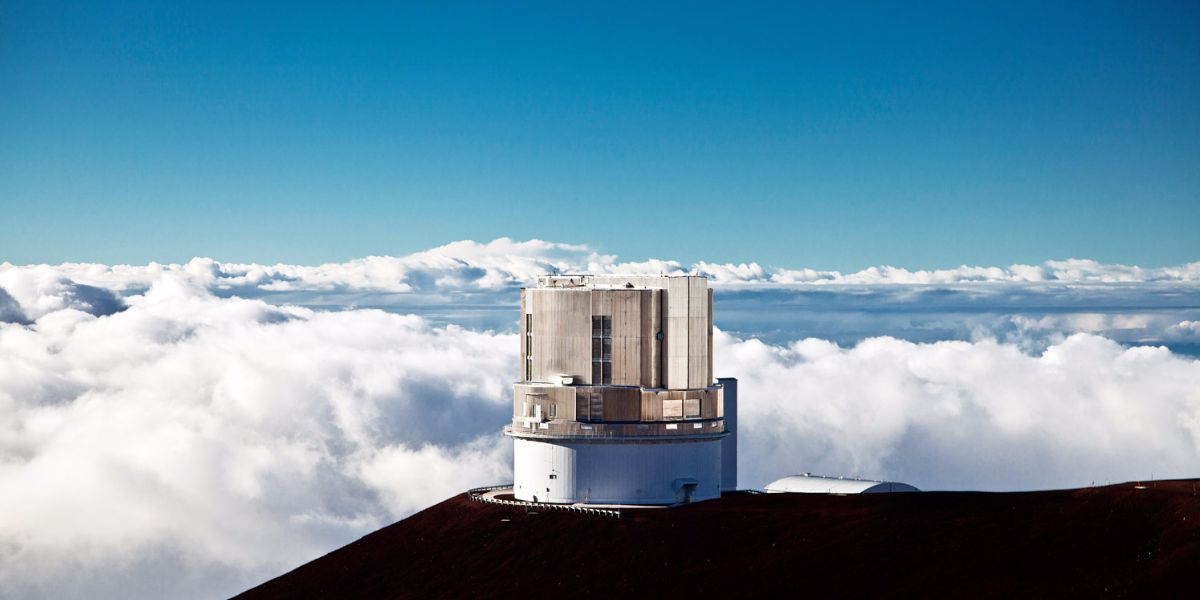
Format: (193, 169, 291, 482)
(2, 238, 1199, 599)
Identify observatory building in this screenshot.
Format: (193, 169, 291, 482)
(505, 274, 736, 505)
(765, 474, 920, 494)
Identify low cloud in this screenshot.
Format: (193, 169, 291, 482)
(2, 247, 1200, 598)
(4, 240, 1197, 304)
(0, 277, 515, 599)
(720, 331, 1200, 492)
(0, 266, 124, 321)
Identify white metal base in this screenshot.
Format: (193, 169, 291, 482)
(511, 436, 723, 505)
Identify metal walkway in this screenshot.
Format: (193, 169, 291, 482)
(466, 485, 624, 518)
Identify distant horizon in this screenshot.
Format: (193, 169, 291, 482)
(3, 237, 1199, 273)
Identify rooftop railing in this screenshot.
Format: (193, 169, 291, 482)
(467, 485, 621, 518)
(505, 419, 726, 440)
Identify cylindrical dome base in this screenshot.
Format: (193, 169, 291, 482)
(512, 436, 723, 505)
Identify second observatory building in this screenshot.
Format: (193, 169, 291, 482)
(505, 274, 736, 505)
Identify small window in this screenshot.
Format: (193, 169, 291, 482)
(591, 315, 612, 385)
(548, 403, 557, 419)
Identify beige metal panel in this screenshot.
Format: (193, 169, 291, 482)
(601, 387, 641, 421)
(640, 390, 662, 421)
(665, 277, 690, 390)
(701, 389, 718, 419)
(620, 337, 642, 387)
(511, 386, 526, 418)
(550, 386, 577, 421)
(667, 277, 691, 317)
(566, 307, 592, 384)
(652, 289, 663, 387)
(519, 289, 527, 382)
(529, 289, 591, 384)
(528, 290, 545, 382)
(662, 399, 683, 420)
(667, 316, 690, 389)
(668, 354, 689, 389)
(639, 291, 653, 387)
(700, 288, 710, 391)
(607, 290, 642, 386)
(688, 276, 707, 317)
(688, 315, 709, 388)
(590, 289, 611, 319)
(610, 290, 640, 337)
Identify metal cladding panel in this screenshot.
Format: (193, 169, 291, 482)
(576, 439, 722, 504)
(688, 316, 708, 387)
(638, 291, 650, 387)
(665, 278, 691, 389)
(513, 438, 577, 503)
(640, 390, 662, 421)
(718, 377, 738, 491)
(600, 387, 641, 421)
(519, 289, 527, 381)
(512, 437, 724, 505)
(529, 289, 590, 384)
(688, 277, 707, 317)
(608, 290, 644, 387)
(552, 386, 577, 421)
(707, 288, 713, 386)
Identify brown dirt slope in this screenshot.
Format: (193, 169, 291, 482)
(236, 480, 1200, 599)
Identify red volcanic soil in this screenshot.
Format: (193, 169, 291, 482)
(237, 480, 1200, 599)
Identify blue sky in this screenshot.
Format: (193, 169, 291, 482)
(2, 1, 1198, 269)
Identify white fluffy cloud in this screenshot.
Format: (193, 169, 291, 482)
(0, 276, 514, 599)
(763, 258, 1200, 284)
(3, 240, 1197, 304)
(719, 331, 1200, 492)
(2, 244, 1200, 599)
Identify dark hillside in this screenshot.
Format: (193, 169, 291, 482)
(237, 480, 1200, 599)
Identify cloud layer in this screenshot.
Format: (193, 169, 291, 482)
(719, 331, 1200, 492)
(4, 239, 1198, 304)
(2, 242, 1200, 598)
(0, 276, 514, 599)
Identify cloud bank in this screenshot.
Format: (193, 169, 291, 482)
(0, 277, 514, 599)
(3, 239, 1198, 303)
(718, 331, 1200, 492)
(2, 242, 1199, 598)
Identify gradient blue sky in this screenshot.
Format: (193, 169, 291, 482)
(2, 1, 1198, 269)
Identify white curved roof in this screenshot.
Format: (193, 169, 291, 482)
(764, 474, 919, 494)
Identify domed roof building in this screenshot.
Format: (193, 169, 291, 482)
(765, 474, 919, 494)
